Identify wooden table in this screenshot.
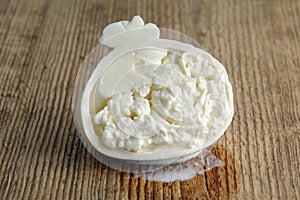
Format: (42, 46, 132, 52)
(1, 0, 299, 199)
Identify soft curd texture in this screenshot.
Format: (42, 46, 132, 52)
(94, 50, 233, 152)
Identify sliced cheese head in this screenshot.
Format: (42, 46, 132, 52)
(80, 16, 234, 162)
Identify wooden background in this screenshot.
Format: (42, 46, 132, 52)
(0, 0, 299, 199)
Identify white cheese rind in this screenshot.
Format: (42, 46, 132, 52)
(99, 16, 160, 48)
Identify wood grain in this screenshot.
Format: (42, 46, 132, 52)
(0, 0, 299, 199)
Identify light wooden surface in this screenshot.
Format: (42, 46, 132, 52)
(0, 0, 299, 199)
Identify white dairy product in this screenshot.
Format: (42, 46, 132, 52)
(81, 16, 234, 161)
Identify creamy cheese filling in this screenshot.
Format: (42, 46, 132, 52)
(93, 50, 232, 152)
